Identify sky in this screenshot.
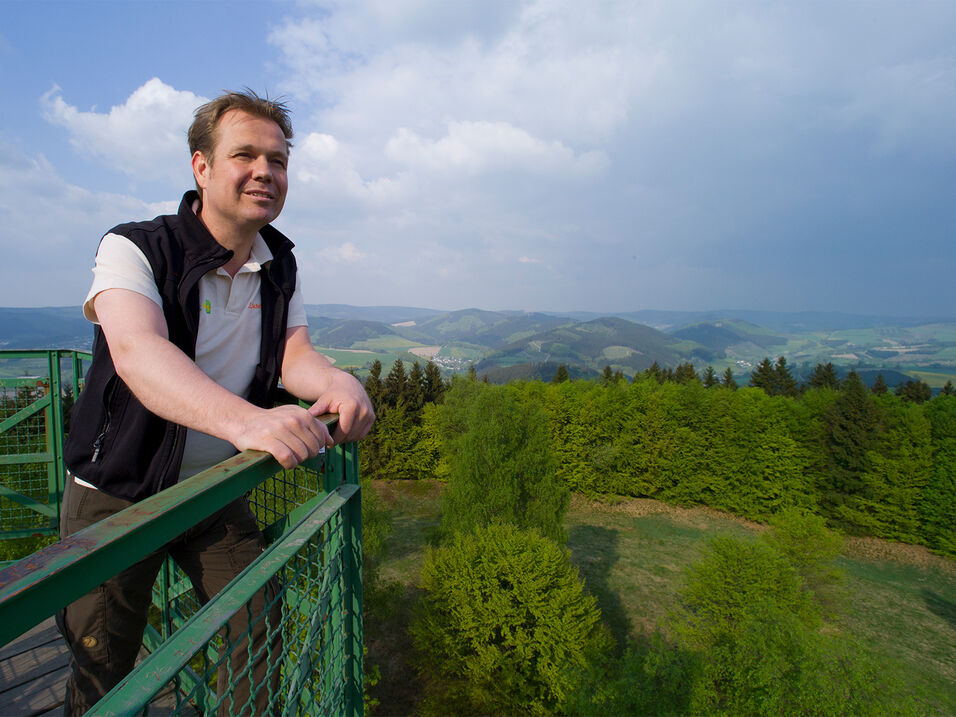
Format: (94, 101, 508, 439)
(1, 0, 954, 317)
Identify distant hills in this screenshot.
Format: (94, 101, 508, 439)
(0, 307, 91, 350)
(3, 304, 955, 388)
(476, 317, 689, 374)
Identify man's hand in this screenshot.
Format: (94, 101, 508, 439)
(306, 370, 376, 444)
(280, 326, 376, 444)
(231, 404, 333, 470)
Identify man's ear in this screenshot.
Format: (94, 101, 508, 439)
(191, 151, 210, 189)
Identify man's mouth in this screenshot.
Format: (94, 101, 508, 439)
(245, 190, 274, 200)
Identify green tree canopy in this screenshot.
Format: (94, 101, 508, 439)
(440, 383, 567, 542)
(411, 524, 604, 716)
(821, 371, 882, 528)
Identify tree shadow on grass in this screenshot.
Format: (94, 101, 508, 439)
(365, 581, 425, 716)
(922, 589, 956, 629)
(567, 524, 632, 650)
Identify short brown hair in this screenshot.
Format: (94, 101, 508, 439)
(188, 88, 294, 161)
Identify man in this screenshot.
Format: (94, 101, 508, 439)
(58, 90, 374, 714)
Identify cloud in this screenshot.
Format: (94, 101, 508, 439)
(0, 139, 175, 306)
(385, 121, 607, 177)
(40, 78, 204, 188)
(317, 241, 366, 263)
(293, 131, 405, 207)
(270, 0, 651, 149)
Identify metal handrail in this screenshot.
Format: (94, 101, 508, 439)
(0, 400, 362, 714)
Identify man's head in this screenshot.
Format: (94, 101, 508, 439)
(189, 91, 294, 235)
(188, 89, 293, 164)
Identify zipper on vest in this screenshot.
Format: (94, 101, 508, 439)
(91, 379, 118, 463)
(91, 414, 110, 462)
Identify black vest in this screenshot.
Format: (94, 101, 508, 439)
(64, 191, 298, 501)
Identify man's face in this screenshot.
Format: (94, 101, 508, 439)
(192, 109, 289, 232)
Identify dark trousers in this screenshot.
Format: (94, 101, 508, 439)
(57, 478, 281, 715)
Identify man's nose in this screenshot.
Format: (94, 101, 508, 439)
(252, 157, 273, 181)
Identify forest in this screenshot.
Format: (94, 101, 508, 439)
(354, 356, 954, 714)
(359, 357, 955, 556)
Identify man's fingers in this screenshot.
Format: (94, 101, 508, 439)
(238, 405, 336, 468)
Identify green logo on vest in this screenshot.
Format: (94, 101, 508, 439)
(202, 299, 212, 314)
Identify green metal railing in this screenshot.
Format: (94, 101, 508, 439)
(0, 350, 363, 715)
(0, 349, 90, 541)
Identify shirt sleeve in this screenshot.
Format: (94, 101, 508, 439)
(286, 270, 308, 329)
(83, 233, 163, 323)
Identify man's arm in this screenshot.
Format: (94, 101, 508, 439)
(94, 288, 332, 469)
(280, 326, 375, 444)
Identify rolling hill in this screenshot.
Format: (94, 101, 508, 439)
(477, 316, 699, 374)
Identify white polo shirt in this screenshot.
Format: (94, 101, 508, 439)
(83, 229, 308, 481)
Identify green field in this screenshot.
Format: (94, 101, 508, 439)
(315, 348, 423, 375)
(910, 369, 956, 388)
(365, 480, 956, 716)
(353, 336, 424, 351)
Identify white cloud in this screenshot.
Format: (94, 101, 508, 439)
(0, 139, 177, 306)
(293, 131, 405, 206)
(385, 121, 607, 177)
(316, 241, 366, 264)
(270, 0, 652, 150)
(40, 78, 204, 187)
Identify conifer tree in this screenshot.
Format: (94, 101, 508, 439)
(602, 365, 614, 385)
(467, 364, 477, 381)
(412, 525, 603, 716)
(552, 364, 570, 383)
(895, 379, 932, 403)
(750, 358, 776, 393)
(822, 371, 882, 526)
(423, 360, 445, 403)
(808, 362, 841, 391)
(405, 361, 425, 412)
(702, 366, 718, 388)
(383, 359, 407, 407)
(774, 356, 799, 397)
(942, 380, 955, 396)
(364, 360, 384, 409)
(871, 373, 888, 395)
(440, 385, 567, 543)
(722, 367, 738, 390)
(643, 362, 663, 383)
(674, 362, 699, 384)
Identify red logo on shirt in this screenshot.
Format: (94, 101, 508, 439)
(248, 302, 262, 310)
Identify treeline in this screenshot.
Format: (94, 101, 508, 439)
(359, 358, 955, 555)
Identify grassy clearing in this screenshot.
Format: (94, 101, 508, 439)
(909, 369, 956, 388)
(366, 480, 956, 715)
(312, 349, 425, 376)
